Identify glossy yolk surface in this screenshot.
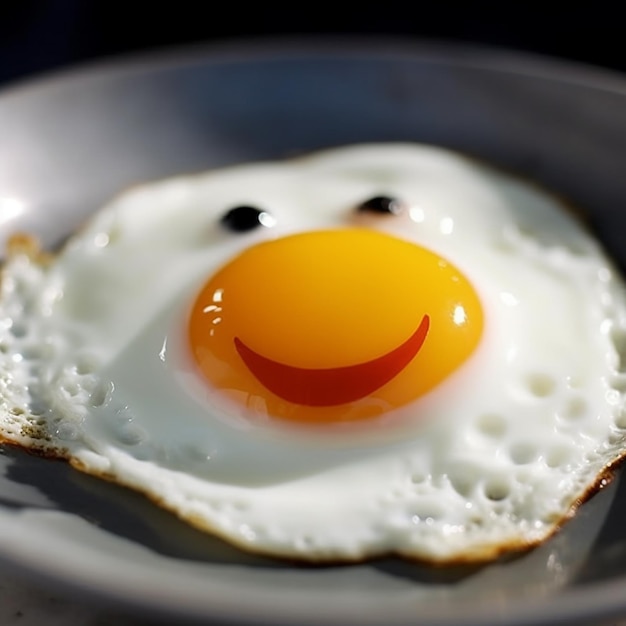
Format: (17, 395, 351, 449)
(188, 229, 483, 425)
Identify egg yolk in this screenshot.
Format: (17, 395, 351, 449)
(188, 229, 483, 425)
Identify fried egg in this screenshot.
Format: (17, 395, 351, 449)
(1, 143, 626, 563)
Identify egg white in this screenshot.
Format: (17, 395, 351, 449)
(1, 143, 626, 563)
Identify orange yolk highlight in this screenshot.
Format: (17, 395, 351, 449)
(188, 229, 483, 425)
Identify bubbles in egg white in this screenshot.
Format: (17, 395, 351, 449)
(1, 143, 626, 563)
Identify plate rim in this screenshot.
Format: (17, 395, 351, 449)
(3, 34, 626, 102)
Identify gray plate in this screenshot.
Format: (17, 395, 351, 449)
(1, 38, 626, 626)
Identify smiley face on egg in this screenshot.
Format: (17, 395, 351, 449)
(189, 220, 483, 425)
(1, 143, 626, 563)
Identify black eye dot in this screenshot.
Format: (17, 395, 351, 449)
(356, 195, 404, 215)
(220, 205, 273, 232)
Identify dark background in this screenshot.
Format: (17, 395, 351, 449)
(1, 1, 625, 88)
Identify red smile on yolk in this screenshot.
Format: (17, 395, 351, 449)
(234, 315, 430, 406)
(188, 229, 483, 425)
